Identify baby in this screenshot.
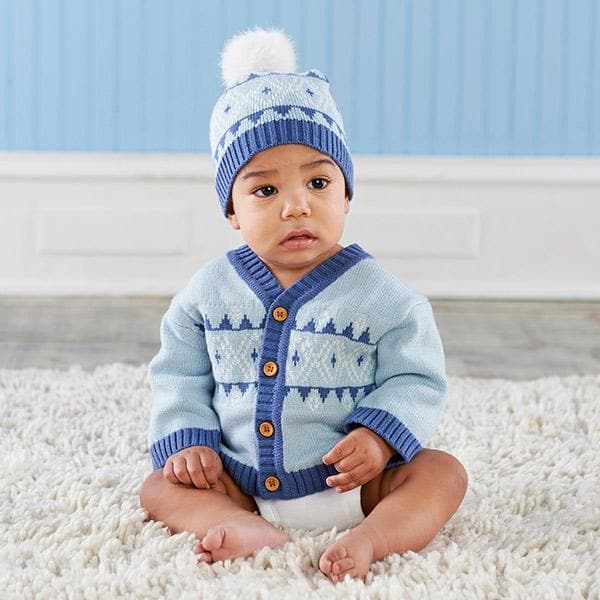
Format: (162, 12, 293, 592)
(140, 28, 467, 583)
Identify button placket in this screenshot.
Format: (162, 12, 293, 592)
(256, 300, 291, 499)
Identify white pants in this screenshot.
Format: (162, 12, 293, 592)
(253, 485, 365, 530)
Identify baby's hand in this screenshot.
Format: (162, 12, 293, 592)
(163, 446, 223, 489)
(322, 427, 395, 493)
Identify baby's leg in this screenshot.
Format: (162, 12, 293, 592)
(140, 467, 289, 563)
(319, 449, 468, 582)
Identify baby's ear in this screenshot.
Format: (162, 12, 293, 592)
(344, 196, 350, 214)
(227, 211, 240, 230)
(225, 197, 240, 229)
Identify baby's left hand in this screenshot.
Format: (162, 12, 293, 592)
(322, 427, 395, 493)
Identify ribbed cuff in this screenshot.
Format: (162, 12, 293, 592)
(149, 428, 221, 470)
(342, 407, 422, 464)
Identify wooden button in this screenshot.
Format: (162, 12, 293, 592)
(263, 361, 278, 376)
(264, 476, 280, 492)
(258, 421, 275, 437)
(273, 307, 288, 322)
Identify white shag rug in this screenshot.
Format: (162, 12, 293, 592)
(1, 364, 599, 599)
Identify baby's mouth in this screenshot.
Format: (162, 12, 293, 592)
(281, 232, 317, 248)
(282, 229, 316, 243)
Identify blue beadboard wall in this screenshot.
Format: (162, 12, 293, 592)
(0, 0, 598, 155)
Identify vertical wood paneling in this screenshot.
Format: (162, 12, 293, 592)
(539, 0, 564, 154)
(145, 1, 170, 151)
(172, 1, 195, 152)
(565, 1, 590, 153)
(192, 3, 221, 151)
(12, 0, 35, 149)
(278, 1, 304, 70)
(64, 0, 89, 150)
(409, 0, 434, 154)
(354, 0, 380, 152)
(514, 0, 538, 154)
(0, 0, 598, 155)
(221, 0, 251, 43)
(300, 0, 328, 73)
(38, 0, 61, 149)
(118, 0, 143, 152)
(402, 0, 413, 151)
(330, 1, 355, 144)
(488, 1, 512, 154)
(435, 0, 460, 154)
(91, 0, 116, 150)
(592, 0, 600, 152)
(381, 0, 405, 153)
(0, 1, 8, 146)
(428, 0, 439, 154)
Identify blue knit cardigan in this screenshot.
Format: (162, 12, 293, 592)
(147, 243, 447, 500)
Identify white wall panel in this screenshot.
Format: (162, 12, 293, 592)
(0, 153, 598, 299)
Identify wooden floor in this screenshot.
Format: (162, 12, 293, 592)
(1, 297, 599, 380)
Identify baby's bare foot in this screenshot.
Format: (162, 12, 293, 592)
(319, 523, 386, 582)
(193, 511, 290, 564)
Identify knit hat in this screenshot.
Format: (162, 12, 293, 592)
(209, 27, 354, 216)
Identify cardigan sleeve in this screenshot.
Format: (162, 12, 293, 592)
(342, 301, 447, 465)
(147, 292, 220, 470)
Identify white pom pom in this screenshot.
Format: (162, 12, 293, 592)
(220, 27, 297, 88)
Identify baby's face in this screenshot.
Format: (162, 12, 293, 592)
(228, 144, 349, 279)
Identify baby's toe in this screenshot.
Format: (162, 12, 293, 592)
(319, 543, 348, 575)
(332, 557, 355, 575)
(192, 541, 204, 554)
(200, 526, 226, 552)
(192, 541, 213, 562)
(336, 568, 360, 582)
(196, 551, 213, 563)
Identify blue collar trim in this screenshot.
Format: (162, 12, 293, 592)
(227, 243, 371, 309)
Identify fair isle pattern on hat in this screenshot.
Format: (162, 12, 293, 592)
(209, 30, 354, 216)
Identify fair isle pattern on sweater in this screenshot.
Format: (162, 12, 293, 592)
(147, 244, 448, 500)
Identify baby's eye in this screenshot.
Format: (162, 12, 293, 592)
(254, 185, 277, 198)
(308, 177, 329, 190)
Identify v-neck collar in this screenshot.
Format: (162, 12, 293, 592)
(227, 243, 371, 309)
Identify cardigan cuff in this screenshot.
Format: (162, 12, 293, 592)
(150, 427, 221, 470)
(342, 407, 422, 465)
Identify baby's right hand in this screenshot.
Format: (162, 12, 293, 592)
(163, 446, 223, 489)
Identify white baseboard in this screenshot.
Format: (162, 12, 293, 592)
(1, 152, 599, 299)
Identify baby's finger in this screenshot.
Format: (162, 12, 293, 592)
(163, 460, 178, 484)
(200, 452, 221, 486)
(331, 451, 361, 474)
(186, 452, 210, 489)
(326, 467, 367, 489)
(171, 456, 192, 485)
(335, 481, 361, 493)
(322, 438, 355, 465)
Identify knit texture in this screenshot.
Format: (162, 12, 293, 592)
(147, 245, 447, 500)
(209, 70, 354, 215)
